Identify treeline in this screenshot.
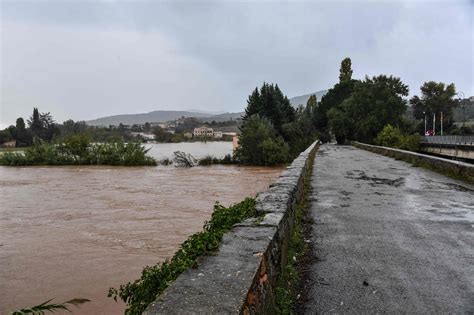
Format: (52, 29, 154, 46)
(0, 109, 238, 147)
(235, 58, 466, 165)
(0, 108, 144, 147)
(0, 108, 59, 146)
(0, 134, 156, 166)
(316, 58, 465, 145)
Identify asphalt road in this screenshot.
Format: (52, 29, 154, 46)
(302, 144, 474, 314)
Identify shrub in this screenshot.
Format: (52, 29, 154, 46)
(234, 114, 289, 165)
(375, 124, 421, 152)
(375, 124, 403, 148)
(399, 134, 421, 151)
(0, 135, 156, 166)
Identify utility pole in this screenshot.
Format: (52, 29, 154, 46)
(423, 111, 427, 135)
(440, 112, 443, 136)
(433, 113, 436, 135)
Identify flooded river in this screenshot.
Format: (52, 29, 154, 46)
(0, 143, 283, 314)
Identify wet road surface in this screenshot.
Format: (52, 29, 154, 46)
(303, 144, 474, 313)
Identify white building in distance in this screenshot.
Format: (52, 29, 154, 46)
(193, 127, 214, 137)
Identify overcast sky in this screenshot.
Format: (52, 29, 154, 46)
(1, 0, 473, 127)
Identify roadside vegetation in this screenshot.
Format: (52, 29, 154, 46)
(108, 198, 257, 315)
(0, 134, 156, 166)
(375, 125, 421, 151)
(233, 57, 466, 165)
(275, 145, 316, 314)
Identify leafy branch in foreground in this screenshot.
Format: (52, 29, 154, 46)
(108, 198, 257, 315)
(11, 298, 90, 315)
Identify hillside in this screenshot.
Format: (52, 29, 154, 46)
(86, 110, 213, 126)
(198, 112, 243, 122)
(86, 89, 328, 126)
(289, 90, 328, 107)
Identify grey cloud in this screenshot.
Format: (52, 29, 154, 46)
(1, 0, 472, 126)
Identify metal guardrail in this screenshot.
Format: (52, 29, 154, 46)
(422, 135, 474, 146)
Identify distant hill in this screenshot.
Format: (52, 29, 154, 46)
(289, 90, 328, 107)
(86, 89, 329, 126)
(198, 112, 243, 122)
(87, 110, 213, 126)
(86, 110, 244, 126)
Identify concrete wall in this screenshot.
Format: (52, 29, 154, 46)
(353, 142, 474, 183)
(144, 141, 319, 315)
(421, 144, 474, 160)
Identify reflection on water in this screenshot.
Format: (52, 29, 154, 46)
(0, 163, 282, 314)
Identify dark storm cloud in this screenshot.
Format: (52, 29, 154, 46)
(1, 0, 472, 126)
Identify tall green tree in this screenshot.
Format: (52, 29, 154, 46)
(339, 57, 353, 83)
(410, 81, 457, 133)
(15, 117, 33, 146)
(28, 107, 42, 135)
(28, 108, 59, 142)
(16, 117, 26, 130)
(328, 75, 409, 144)
(315, 79, 357, 134)
(313, 58, 358, 141)
(242, 83, 295, 135)
(282, 95, 318, 158)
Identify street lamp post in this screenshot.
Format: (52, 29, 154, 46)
(457, 92, 465, 136)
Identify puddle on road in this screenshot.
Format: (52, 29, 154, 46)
(443, 182, 474, 192)
(345, 170, 405, 187)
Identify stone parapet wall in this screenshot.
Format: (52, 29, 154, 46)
(352, 141, 474, 183)
(144, 141, 319, 314)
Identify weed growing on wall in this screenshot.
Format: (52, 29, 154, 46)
(275, 148, 316, 314)
(108, 198, 257, 315)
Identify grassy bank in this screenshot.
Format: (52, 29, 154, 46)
(108, 198, 257, 315)
(0, 137, 156, 166)
(275, 146, 316, 314)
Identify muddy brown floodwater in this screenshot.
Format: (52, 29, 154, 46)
(0, 164, 283, 314)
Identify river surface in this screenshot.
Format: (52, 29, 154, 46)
(0, 142, 283, 314)
(145, 141, 233, 160)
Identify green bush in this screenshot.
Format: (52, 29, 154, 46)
(234, 114, 289, 165)
(375, 124, 421, 152)
(108, 198, 257, 315)
(399, 134, 421, 151)
(0, 135, 156, 166)
(197, 155, 221, 165)
(375, 124, 403, 148)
